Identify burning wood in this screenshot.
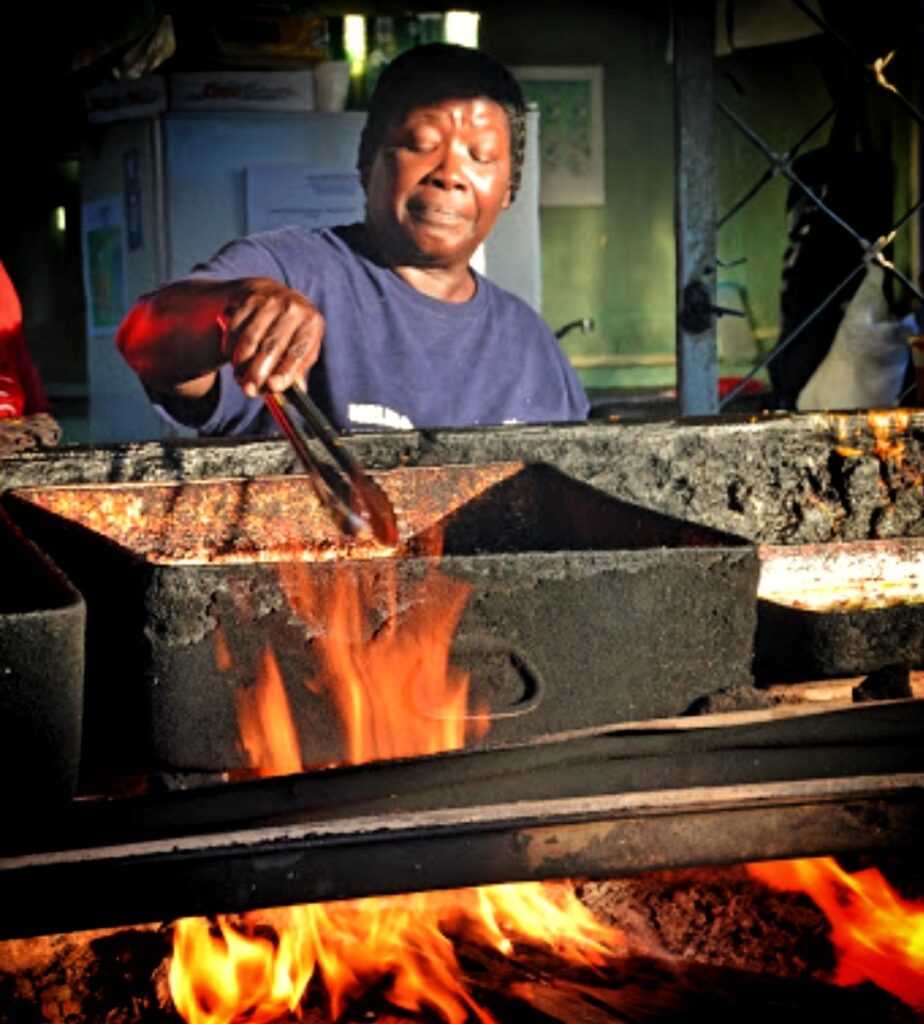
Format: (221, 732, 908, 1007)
(2, 862, 922, 1022)
(748, 857, 924, 1007)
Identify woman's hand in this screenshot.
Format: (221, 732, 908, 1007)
(220, 278, 325, 397)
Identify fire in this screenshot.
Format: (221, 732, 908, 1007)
(868, 409, 910, 464)
(275, 560, 490, 763)
(747, 857, 924, 1008)
(170, 558, 625, 1023)
(830, 410, 913, 465)
(234, 645, 302, 777)
(170, 882, 621, 1024)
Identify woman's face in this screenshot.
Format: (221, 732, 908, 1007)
(363, 96, 513, 271)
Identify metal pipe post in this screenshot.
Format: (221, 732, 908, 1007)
(674, 0, 718, 415)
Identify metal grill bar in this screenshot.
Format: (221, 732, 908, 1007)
(2, 777, 921, 942)
(674, 0, 719, 415)
(2, 700, 923, 940)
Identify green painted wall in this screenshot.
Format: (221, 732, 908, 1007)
(483, 3, 676, 391)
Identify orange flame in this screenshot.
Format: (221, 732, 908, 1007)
(867, 409, 910, 464)
(234, 645, 302, 778)
(747, 857, 924, 1008)
(276, 561, 489, 763)
(170, 559, 625, 1023)
(170, 882, 622, 1024)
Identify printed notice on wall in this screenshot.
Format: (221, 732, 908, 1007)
(81, 196, 127, 335)
(246, 165, 366, 234)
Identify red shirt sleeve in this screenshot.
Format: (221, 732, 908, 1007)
(1, 329, 52, 416)
(0, 262, 51, 417)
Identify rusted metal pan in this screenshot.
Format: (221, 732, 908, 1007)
(0, 508, 85, 820)
(1, 700, 921, 939)
(3, 463, 758, 777)
(756, 539, 924, 682)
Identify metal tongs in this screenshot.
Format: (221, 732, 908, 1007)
(264, 387, 399, 547)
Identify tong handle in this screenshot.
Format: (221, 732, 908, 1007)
(264, 392, 369, 537)
(281, 387, 363, 480)
(272, 388, 399, 547)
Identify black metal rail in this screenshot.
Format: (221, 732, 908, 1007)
(2, 700, 923, 940)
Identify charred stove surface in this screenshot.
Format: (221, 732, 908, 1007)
(1, 418, 924, 1023)
(7, 412, 922, 714)
(4, 411, 922, 545)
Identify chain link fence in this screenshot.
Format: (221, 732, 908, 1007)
(715, 0, 923, 412)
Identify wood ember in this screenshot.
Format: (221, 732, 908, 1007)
(0, 414, 61, 457)
(484, 956, 918, 1023)
(577, 864, 836, 979)
(0, 924, 172, 1023)
(0, 865, 921, 1023)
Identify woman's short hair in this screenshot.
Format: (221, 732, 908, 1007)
(358, 43, 527, 201)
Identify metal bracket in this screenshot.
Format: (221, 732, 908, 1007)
(679, 278, 746, 334)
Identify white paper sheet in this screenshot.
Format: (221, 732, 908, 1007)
(246, 164, 366, 233)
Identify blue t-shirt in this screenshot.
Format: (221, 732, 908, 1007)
(152, 225, 589, 435)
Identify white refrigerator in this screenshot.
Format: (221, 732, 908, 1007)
(80, 109, 541, 442)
